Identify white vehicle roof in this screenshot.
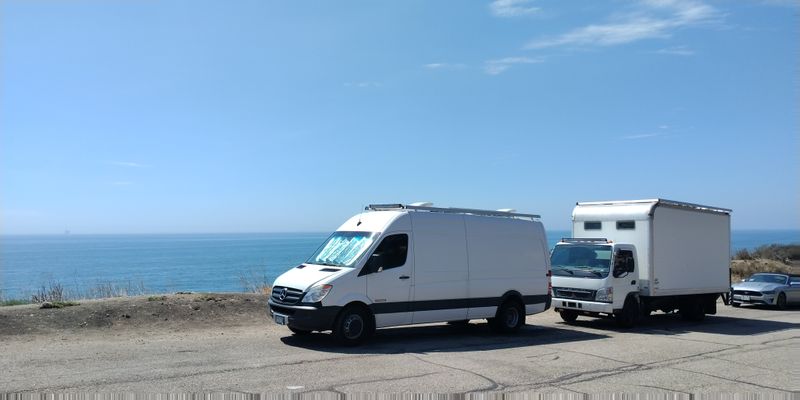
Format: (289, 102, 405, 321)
(573, 198, 731, 221)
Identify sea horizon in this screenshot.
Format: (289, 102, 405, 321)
(1, 229, 797, 300)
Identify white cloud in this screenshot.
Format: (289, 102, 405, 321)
(344, 81, 381, 88)
(621, 133, 665, 140)
(490, 0, 540, 17)
(526, 0, 720, 49)
(424, 63, 467, 70)
(484, 57, 544, 75)
(653, 45, 695, 55)
(111, 161, 148, 168)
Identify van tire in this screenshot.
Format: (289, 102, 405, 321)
(332, 305, 374, 346)
(289, 326, 312, 336)
(615, 296, 639, 328)
(559, 310, 579, 323)
(489, 300, 525, 333)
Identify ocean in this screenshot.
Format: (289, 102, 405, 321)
(1, 230, 797, 299)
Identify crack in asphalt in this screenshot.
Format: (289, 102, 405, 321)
(667, 366, 791, 392)
(410, 354, 502, 392)
(308, 372, 439, 394)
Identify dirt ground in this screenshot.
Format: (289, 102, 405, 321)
(0, 293, 268, 336)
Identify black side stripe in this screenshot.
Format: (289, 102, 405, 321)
(369, 295, 549, 315)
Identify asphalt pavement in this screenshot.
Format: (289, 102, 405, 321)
(2, 301, 798, 395)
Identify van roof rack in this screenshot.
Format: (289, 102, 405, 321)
(576, 198, 731, 214)
(560, 238, 610, 244)
(366, 204, 540, 219)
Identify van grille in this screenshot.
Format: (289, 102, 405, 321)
(553, 287, 596, 301)
(271, 286, 304, 305)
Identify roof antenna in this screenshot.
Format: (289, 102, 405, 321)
(357, 204, 364, 226)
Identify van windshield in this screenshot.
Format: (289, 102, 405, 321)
(550, 244, 612, 279)
(307, 231, 376, 268)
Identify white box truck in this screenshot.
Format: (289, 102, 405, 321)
(268, 203, 552, 345)
(550, 199, 731, 327)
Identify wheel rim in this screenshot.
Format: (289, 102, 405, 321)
(343, 314, 364, 339)
(505, 306, 519, 327)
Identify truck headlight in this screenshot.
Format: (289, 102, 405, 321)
(302, 284, 332, 303)
(596, 287, 613, 303)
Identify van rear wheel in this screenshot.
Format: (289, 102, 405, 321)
(332, 305, 374, 346)
(490, 300, 525, 333)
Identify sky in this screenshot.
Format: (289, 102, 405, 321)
(1, 0, 798, 234)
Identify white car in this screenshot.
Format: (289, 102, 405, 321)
(731, 273, 800, 309)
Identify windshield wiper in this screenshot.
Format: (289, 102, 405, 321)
(552, 267, 574, 275)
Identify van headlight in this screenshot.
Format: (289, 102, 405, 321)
(596, 287, 613, 303)
(302, 284, 332, 303)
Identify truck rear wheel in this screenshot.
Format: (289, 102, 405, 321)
(489, 300, 525, 333)
(559, 310, 579, 323)
(680, 301, 705, 321)
(615, 297, 639, 328)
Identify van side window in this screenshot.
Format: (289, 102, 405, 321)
(363, 234, 408, 274)
(617, 221, 635, 230)
(584, 221, 602, 230)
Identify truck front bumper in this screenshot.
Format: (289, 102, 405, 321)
(268, 300, 341, 331)
(552, 297, 615, 314)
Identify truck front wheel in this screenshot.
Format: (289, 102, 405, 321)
(615, 297, 639, 328)
(559, 310, 579, 323)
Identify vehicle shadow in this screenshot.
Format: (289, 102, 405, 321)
(558, 311, 799, 336)
(279, 321, 609, 354)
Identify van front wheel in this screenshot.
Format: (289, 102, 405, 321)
(490, 300, 525, 333)
(332, 305, 374, 346)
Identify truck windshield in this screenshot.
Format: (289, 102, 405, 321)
(550, 244, 612, 279)
(307, 231, 376, 268)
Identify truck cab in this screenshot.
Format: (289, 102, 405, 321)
(550, 238, 638, 325)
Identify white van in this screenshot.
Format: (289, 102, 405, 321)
(268, 203, 551, 345)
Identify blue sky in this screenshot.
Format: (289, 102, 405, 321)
(1, 0, 797, 234)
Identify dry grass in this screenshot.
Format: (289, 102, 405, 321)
(239, 269, 272, 295)
(730, 259, 794, 282)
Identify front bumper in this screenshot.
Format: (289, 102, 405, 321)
(732, 293, 776, 306)
(552, 297, 615, 314)
(268, 299, 341, 331)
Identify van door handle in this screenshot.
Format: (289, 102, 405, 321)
(399, 275, 410, 280)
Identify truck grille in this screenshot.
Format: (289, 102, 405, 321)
(271, 286, 304, 305)
(553, 287, 596, 301)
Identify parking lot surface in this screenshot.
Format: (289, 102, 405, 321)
(2, 302, 798, 394)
